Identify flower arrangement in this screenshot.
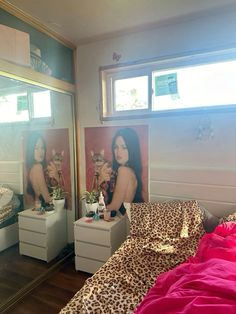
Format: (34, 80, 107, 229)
(51, 186, 66, 200)
(80, 190, 99, 204)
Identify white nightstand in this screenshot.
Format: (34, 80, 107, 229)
(18, 208, 67, 262)
(74, 216, 127, 274)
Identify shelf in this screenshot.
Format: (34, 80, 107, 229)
(0, 58, 75, 94)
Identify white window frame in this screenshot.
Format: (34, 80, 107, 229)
(99, 48, 236, 120)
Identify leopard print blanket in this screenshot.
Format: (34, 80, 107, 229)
(60, 200, 205, 314)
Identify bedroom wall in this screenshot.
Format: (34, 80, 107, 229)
(75, 7, 236, 217)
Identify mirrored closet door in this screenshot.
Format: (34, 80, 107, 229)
(0, 73, 77, 311)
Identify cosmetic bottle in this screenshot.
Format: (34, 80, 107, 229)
(104, 207, 111, 221)
(98, 191, 106, 213)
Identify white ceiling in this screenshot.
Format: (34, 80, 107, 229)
(4, 0, 236, 46)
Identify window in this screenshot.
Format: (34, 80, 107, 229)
(100, 49, 236, 120)
(31, 90, 51, 119)
(114, 76, 148, 111)
(0, 86, 52, 124)
(0, 92, 29, 123)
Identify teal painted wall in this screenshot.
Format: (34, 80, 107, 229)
(0, 8, 74, 83)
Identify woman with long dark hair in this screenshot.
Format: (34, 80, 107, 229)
(26, 132, 51, 207)
(26, 131, 55, 208)
(100, 127, 143, 216)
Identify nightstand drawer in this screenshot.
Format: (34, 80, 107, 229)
(19, 216, 46, 233)
(19, 229, 47, 247)
(18, 209, 67, 262)
(75, 256, 104, 274)
(74, 217, 127, 274)
(19, 242, 47, 261)
(75, 241, 111, 261)
(74, 226, 110, 246)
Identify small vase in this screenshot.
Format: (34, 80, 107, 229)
(53, 198, 65, 211)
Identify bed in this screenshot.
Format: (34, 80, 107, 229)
(0, 161, 24, 252)
(135, 219, 236, 314)
(59, 199, 235, 314)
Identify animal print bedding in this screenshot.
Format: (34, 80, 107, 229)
(0, 186, 20, 228)
(60, 200, 205, 314)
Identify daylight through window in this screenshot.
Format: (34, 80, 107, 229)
(100, 49, 236, 120)
(0, 88, 52, 124)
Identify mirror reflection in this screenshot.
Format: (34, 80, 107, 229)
(0, 76, 52, 123)
(0, 74, 76, 307)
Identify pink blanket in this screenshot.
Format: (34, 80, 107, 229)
(135, 222, 236, 314)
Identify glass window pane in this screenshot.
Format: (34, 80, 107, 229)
(152, 60, 236, 111)
(114, 76, 148, 111)
(0, 93, 29, 123)
(32, 90, 51, 118)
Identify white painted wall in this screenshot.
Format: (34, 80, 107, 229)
(76, 8, 236, 217)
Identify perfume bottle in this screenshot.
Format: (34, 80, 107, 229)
(98, 191, 105, 213)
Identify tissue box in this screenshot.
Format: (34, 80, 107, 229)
(0, 24, 30, 67)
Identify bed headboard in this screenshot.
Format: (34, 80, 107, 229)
(150, 166, 236, 218)
(0, 161, 24, 194)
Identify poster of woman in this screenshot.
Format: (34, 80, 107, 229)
(23, 128, 71, 210)
(84, 125, 148, 215)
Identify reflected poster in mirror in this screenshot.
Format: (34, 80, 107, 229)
(22, 128, 71, 210)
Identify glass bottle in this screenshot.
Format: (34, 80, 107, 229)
(98, 191, 105, 213)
